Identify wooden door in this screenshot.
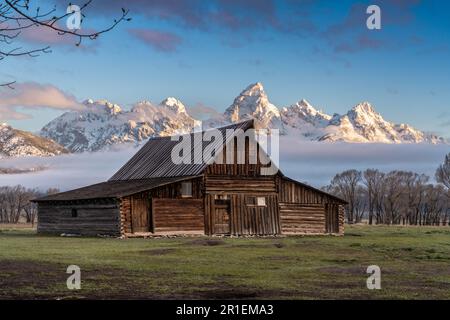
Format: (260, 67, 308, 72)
(131, 197, 150, 233)
(213, 199, 231, 234)
(325, 204, 339, 234)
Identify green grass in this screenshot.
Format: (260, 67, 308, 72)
(0, 225, 449, 299)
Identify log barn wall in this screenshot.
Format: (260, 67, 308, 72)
(204, 175, 280, 235)
(278, 177, 344, 235)
(152, 199, 204, 234)
(119, 177, 204, 234)
(37, 199, 121, 236)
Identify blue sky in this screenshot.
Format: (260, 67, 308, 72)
(1, 0, 449, 138)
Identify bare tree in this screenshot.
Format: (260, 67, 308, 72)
(329, 170, 362, 224)
(0, 185, 60, 224)
(362, 169, 384, 225)
(0, 0, 130, 86)
(436, 153, 450, 190)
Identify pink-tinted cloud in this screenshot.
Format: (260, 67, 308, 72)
(0, 82, 84, 121)
(128, 28, 182, 52)
(18, 23, 98, 52)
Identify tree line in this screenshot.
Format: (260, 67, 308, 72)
(324, 153, 450, 226)
(0, 186, 58, 226)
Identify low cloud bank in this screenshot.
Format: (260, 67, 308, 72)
(0, 140, 448, 191)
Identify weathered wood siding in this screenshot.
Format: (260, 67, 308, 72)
(119, 177, 204, 235)
(278, 177, 341, 204)
(37, 199, 120, 236)
(204, 175, 280, 235)
(206, 135, 272, 177)
(152, 198, 204, 233)
(205, 176, 277, 193)
(279, 203, 326, 234)
(278, 177, 344, 235)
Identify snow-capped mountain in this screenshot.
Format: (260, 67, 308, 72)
(0, 123, 68, 158)
(316, 102, 443, 143)
(40, 98, 200, 152)
(222, 82, 285, 133)
(35, 82, 445, 154)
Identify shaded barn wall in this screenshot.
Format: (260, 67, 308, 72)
(153, 199, 204, 234)
(204, 175, 280, 235)
(37, 199, 121, 236)
(277, 177, 344, 235)
(119, 177, 204, 234)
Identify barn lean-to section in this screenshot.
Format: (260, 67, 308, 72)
(34, 120, 346, 237)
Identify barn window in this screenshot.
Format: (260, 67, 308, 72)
(71, 209, 78, 218)
(257, 197, 266, 206)
(246, 196, 266, 206)
(246, 196, 256, 205)
(181, 182, 192, 198)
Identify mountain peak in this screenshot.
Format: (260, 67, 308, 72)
(244, 82, 265, 94)
(352, 102, 376, 114)
(84, 99, 122, 115)
(160, 97, 187, 114)
(224, 82, 283, 131)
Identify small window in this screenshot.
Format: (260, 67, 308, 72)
(181, 182, 192, 198)
(246, 196, 266, 206)
(246, 196, 257, 206)
(257, 197, 266, 206)
(71, 209, 78, 218)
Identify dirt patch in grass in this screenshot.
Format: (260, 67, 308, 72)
(189, 239, 225, 246)
(0, 260, 66, 299)
(318, 266, 366, 276)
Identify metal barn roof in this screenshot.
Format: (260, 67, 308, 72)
(33, 176, 201, 202)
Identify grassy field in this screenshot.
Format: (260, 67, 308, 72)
(0, 225, 449, 300)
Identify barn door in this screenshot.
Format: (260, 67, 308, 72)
(213, 199, 231, 234)
(325, 204, 339, 234)
(131, 197, 150, 233)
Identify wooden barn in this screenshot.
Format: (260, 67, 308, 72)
(34, 120, 346, 237)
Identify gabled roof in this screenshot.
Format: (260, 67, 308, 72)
(33, 176, 201, 202)
(280, 174, 348, 205)
(109, 120, 255, 181)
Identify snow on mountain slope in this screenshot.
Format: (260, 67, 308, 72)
(0, 123, 68, 158)
(223, 82, 285, 132)
(318, 102, 444, 144)
(40, 98, 200, 152)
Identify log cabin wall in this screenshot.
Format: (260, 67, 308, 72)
(204, 175, 280, 235)
(37, 199, 121, 236)
(277, 177, 344, 235)
(152, 198, 204, 234)
(118, 177, 204, 235)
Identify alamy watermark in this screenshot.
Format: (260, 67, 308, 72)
(170, 125, 279, 176)
(66, 265, 81, 290)
(366, 265, 381, 290)
(66, 5, 82, 30)
(366, 5, 382, 30)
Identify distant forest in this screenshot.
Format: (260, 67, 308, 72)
(324, 153, 450, 226)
